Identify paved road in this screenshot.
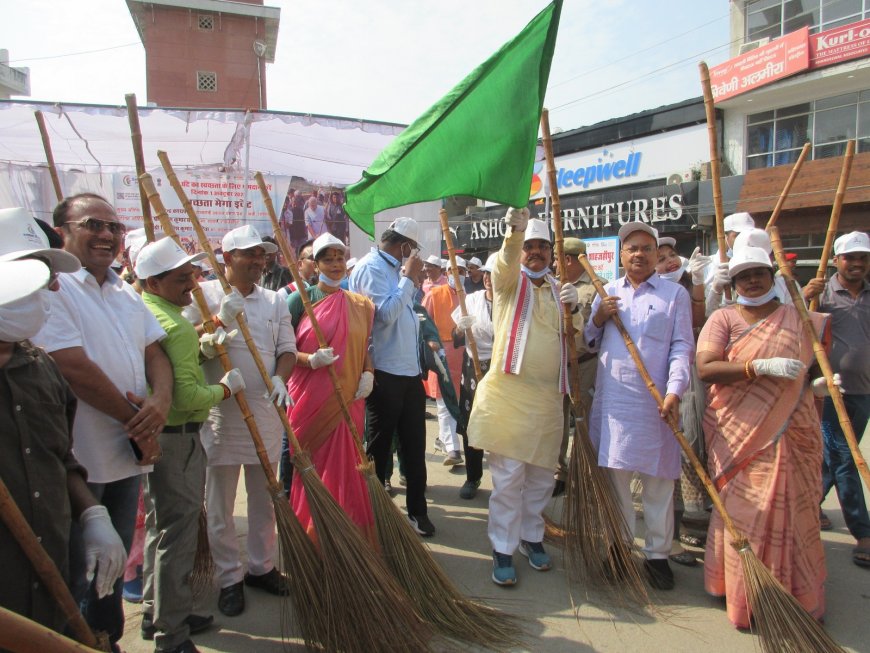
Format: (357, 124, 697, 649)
(120, 410, 868, 652)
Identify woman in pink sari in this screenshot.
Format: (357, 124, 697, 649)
(286, 233, 376, 546)
(697, 246, 832, 629)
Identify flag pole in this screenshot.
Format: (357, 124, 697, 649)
(764, 142, 811, 231)
(125, 94, 155, 242)
(34, 111, 63, 202)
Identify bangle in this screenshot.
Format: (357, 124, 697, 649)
(220, 383, 231, 400)
(744, 360, 756, 380)
(691, 298, 705, 304)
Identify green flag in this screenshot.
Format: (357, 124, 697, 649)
(344, 0, 562, 236)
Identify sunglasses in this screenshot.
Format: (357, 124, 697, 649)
(64, 217, 127, 237)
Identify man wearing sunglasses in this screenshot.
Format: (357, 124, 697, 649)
(32, 193, 174, 649)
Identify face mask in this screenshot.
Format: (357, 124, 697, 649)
(521, 264, 550, 280)
(736, 286, 778, 307)
(660, 260, 688, 283)
(726, 247, 733, 258)
(0, 289, 51, 342)
(318, 273, 343, 288)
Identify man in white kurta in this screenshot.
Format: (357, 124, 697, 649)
(467, 210, 580, 586)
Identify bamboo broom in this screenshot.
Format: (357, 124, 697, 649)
(0, 479, 108, 651)
(138, 174, 329, 650)
(577, 253, 845, 653)
(0, 606, 102, 653)
(255, 173, 522, 649)
(809, 140, 855, 312)
(125, 94, 155, 242)
(540, 109, 650, 606)
(34, 111, 63, 202)
(770, 226, 868, 491)
(152, 161, 431, 653)
(765, 142, 811, 231)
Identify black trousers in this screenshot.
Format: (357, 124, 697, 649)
(366, 370, 428, 517)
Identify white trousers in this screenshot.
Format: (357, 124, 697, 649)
(487, 453, 555, 555)
(206, 463, 278, 588)
(608, 468, 673, 560)
(436, 397, 460, 453)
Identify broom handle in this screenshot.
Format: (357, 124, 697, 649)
(809, 140, 855, 312)
(153, 156, 306, 458)
(438, 207, 483, 381)
(0, 606, 102, 653)
(542, 109, 582, 407)
(0, 478, 99, 649)
(140, 173, 282, 493)
(765, 142, 811, 231)
(577, 254, 742, 541)
(125, 94, 155, 243)
(34, 111, 63, 202)
(699, 62, 731, 302)
(252, 171, 369, 462)
(769, 227, 869, 491)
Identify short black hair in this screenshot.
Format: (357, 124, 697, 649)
(262, 236, 277, 245)
(730, 266, 774, 288)
(296, 238, 314, 258)
(52, 193, 112, 227)
(380, 229, 412, 247)
(35, 218, 64, 248)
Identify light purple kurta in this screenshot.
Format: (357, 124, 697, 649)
(584, 274, 694, 479)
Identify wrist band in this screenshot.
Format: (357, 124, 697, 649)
(221, 383, 231, 400)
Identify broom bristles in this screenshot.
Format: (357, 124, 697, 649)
(362, 466, 525, 649)
(296, 452, 431, 653)
(738, 543, 845, 653)
(189, 506, 215, 599)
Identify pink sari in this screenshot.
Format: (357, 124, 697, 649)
(288, 290, 375, 546)
(698, 304, 828, 628)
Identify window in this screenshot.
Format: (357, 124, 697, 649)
(746, 91, 870, 169)
(745, 0, 869, 41)
(198, 14, 214, 31)
(196, 71, 217, 92)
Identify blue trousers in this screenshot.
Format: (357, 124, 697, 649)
(821, 394, 870, 540)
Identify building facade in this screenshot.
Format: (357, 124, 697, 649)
(0, 49, 29, 100)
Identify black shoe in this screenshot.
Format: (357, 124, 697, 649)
(218, 581, 245, 617)
(408, 514, 435, 537)
(244, 568, 290, 596)
(644, 558, 675, 591)
(551, 480, 566, 498)
(142, 613, 214, 641)
(161, 639, 201, 653)
(459, 479, 480, 500)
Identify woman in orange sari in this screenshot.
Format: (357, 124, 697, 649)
(697, 246, 831, 628)
(286, 233, 376, 545)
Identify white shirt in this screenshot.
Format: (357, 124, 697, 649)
(451, 289, 494, 360)
(33, 268, 165, 483)
(184, 280, 296, 465)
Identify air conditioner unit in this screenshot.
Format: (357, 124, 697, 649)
(739, 37, 770, 55)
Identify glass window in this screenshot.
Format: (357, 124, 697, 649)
(816, 92, 858, 110)
(814, 142, 848, 158)
(748, 123, 775, 154)
(778, 103, 811, 117)
(784, 0, 820, 32)
(775, 114, 812, 150)
(814, 105, 856, 144)
(858, 102, 870, 136)
(745, 0, 869, 39)
(748, 110, 776, 124)
(822, 0, 862, 25)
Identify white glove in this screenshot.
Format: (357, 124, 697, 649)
(354, 370, 374, 400)
(216, 289, 245, 326)
(80, 505, 127, 599)
(710, 261, 730, 294)
(504, 206, 530, 231)
(688, 247, 712, 285)
(266, 374, 293, 408)
(199, 326, 238, 359)
(219, 368, 246, 396)
(309, 347, 339, 369)
(559, 283, 579, 311)
(455, 314, 476, 331)
(753, 357, 805, 380)
(812, 373, 843, 397)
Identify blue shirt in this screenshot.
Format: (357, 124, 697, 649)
(349, 247, 421, 376)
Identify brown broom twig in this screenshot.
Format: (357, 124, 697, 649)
(154, 160, 431, 653)
(139, 173, 328, 650)
(0, 479, 108, 650)
(0, 606, 103, 653)
(699, 61, 731, 301)
(541, 109, 651, 606)
(764, 142, 811, 231)
(770, 227, 868, 491)
(809, 140, 855, 311)
(34, 111, 63, 202)
(255, 173, 521, 649)
(125, 94, 155, 242)
(439, 207, 484, 380)
(577, 253, 845, 653)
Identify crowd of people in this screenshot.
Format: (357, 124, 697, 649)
(0, 195, 867, 652)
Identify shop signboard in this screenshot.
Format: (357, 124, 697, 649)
(584, 237, 619, 282)
(809, 18, 870, 68)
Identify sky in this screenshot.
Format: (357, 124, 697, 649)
(1, 0, 734, 132)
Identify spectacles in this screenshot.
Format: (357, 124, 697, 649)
(64, 217, 127, 237)
(621, 245, 654, 255)
(522, 241, 552, 252)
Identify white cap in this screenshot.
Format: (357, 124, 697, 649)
(733, 228, 772, 255)
(618, 221, 658, 242)
(124, 227, 147, 251)
(0, 260, 51, 305)
(221, 225, 278, 254)
(0, 207, 81, 272)
(440, 258, 449, 268)
(424, 254, 442, 267)
(312, 232, 346, 260)
(482, 253, 497, 273)
(467, 256, 483, 268)
(729, 246, 772, 278)
(454, 256, 467, 270)
(524, 218, 551, 243)
(346, 257, 358, 269)
(386, 217, 420, 246)
(134, 237, 207, 279)
(658, 236, 676, 249)
(723, 212, 755, 234)
(833, 231, 870, 255)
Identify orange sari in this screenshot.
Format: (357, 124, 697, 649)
(698, 304, 828, 628)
